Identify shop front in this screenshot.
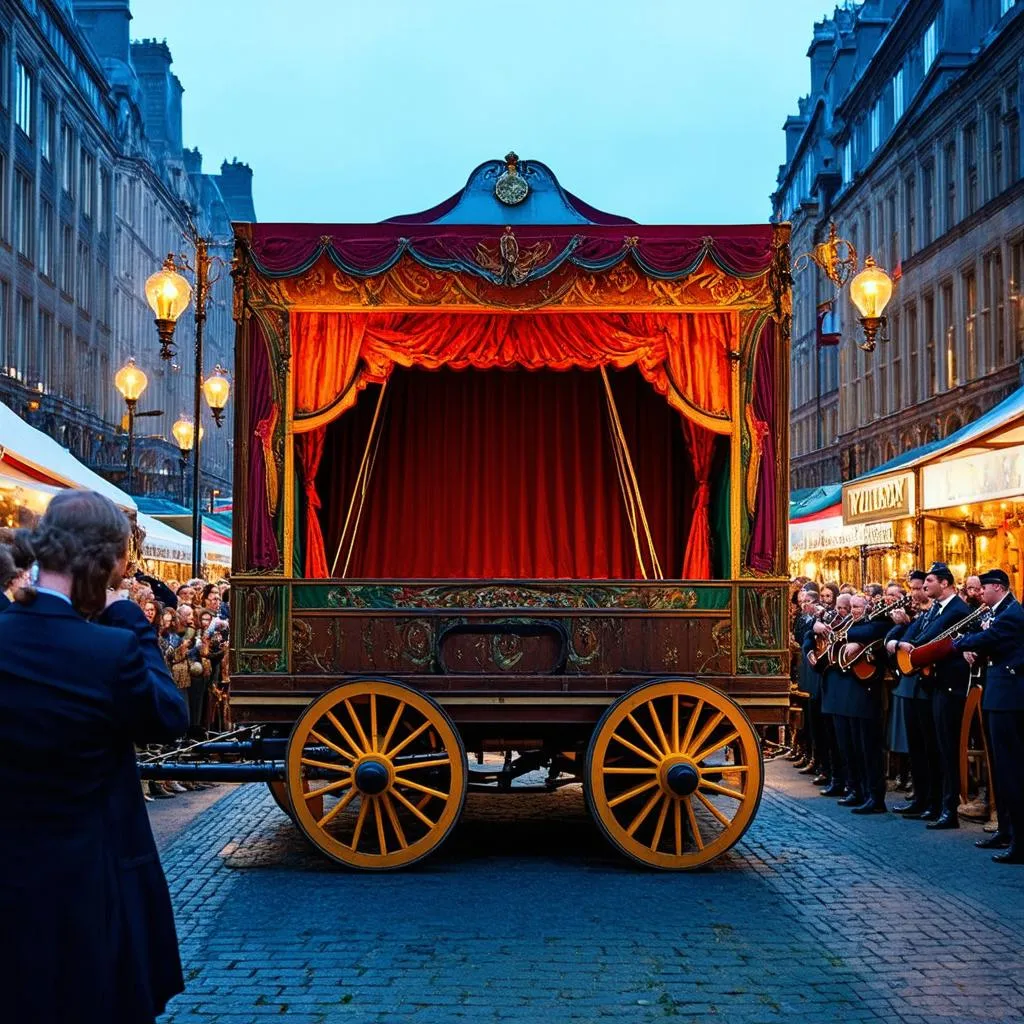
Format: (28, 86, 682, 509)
(837, 469, 918, 585)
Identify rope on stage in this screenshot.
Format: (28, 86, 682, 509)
(599, 366, 664, 580)
(330, 378, 391, 578)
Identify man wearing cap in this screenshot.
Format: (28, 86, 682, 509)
(952, 569, 1024, 864)
(897, 563, 971, 829)
(885, 571, 941, 818)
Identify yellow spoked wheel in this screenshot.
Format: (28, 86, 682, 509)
(286, 680, 467, 870)
(266, 779, 323, 823)
(585, 679, 763, 870)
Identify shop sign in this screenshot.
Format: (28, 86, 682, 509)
(790, 516, 894, 553)
(922, 444, 1024, 510)
(842, 471, 915, 524)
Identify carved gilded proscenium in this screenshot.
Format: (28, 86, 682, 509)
(239, 585, 284, 648)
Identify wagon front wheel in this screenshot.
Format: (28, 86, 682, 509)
(585, 679, 763, 870)
(286, 680, 467, 870)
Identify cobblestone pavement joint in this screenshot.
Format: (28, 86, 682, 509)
(156, 761, 1024, 1024)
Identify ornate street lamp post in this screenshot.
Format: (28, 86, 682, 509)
(146, 227, 230, 577)
(114, 358, 162, 495)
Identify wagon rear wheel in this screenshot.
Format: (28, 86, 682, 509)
(286, 680, 467, 870)
(585, 679, 763, 870)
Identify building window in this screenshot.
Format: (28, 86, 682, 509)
(922, 161, 935, 245)
(923, 19, 938, 73)
(36, 310, 53, 391)
(1012, 241, 1024, 357)
(924, 293, 938, 395)
(1009, 93, 1020, 183)
(14, 294, 31, 381)
(60, 224, 74, 295)
(80, 150, 95, 218)
(964, 270, 978, 379)
(988, 105, 1003, 197)
(870, 100, 882, 152)
(904, 173, 916, 258)
(864, 367, 875, 420)
(76, 241, 90, 312)
(887, 192, 898, 270)
(14, 61, 33, 138)
(0, 31, 8, 110)
(891, 311, 902, 412)
(13, 173, 32, 259)
(843, 141, 852, 184)
(98, 168, 110, 232)
(877, 360, 888, 418)
(61, 123, 75, 195)
(0, 281, 8, 373)
(1002, 0, 1016, 16)
(964, 122, 978, 215)
(985, 250, 1006, 368)
(38, 200, 53, 279)
(60, 326, 74, 401)
(942, 283, 957, 388)
(41, 96, 56, 164)
(907, 303, 919, 405)
(0, 151, 6, 242)
(893, 68, 905, 122)
(944, 141, 957, 230)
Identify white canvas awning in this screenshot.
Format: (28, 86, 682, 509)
(0, 400, 136, 512)
(137, 512, 231, 569)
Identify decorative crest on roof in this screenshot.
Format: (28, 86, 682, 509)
(494, 151, 529, 206)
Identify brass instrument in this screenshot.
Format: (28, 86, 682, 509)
(895, 603, 988, 676)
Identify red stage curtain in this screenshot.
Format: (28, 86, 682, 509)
(296, 428, 329, 578)
(317, 367, 692, 580)
(748, 319, 778, 573)
(290, 311, 735, 435)
(247, 321, 280, 569)
(681, 419, 715, 579)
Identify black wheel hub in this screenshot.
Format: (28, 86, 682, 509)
(354, 759, 390, 795)
(666, 763, 699, 797)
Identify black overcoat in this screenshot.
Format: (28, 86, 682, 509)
(954, 593, 1024, 711)
(0, 593, 188, 1024)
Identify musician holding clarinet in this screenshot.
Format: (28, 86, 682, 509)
(950, 569, 1024, 864)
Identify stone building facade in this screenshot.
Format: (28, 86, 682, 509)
(774, 0, 1024, 488)
(0, 1, 255, 502)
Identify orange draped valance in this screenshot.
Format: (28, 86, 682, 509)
(290, 311, 736, 435)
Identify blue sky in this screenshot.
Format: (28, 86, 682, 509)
(130, 0, 837, 225)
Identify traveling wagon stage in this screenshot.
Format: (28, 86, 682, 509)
(146, 156, 793, 870)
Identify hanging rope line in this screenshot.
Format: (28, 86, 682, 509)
(599, 366, 664, 580)
(329, 378, 390, 578)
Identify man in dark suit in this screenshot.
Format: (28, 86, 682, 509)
(953, 569, 1024, 864)
(835, 594, 891, 813)
(0, 563, 189, 1020)
(897, 562, 972, 829)
(885, 570, 941, 817)
(815, 593, 852, 798)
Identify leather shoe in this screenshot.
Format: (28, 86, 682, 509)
(993, 846, 1024, 864)
(812, 774, 829, 785)
(926, 813, 959, 830)
(910, 808, 940, 821)
(837, 793, 863, 807)
(976, 833, 1011, 850)
(797, 763, 818, 775)
(792, 757, 809, 769)
(819, 783, 845, 797)
(893, 801, 928, 815)
(851, 798, 887, 815)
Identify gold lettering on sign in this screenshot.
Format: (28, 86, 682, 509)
(843, 473, 914, 524)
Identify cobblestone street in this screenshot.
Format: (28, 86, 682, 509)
(155, 761, 1024, 1024)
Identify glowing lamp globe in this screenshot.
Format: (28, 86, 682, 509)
(146, 256, 193, 359)
(114, 358, 148, 406)
(202, 366, 231, 426)
(172, 417, 203, 453)
(849, 256, 893, 320)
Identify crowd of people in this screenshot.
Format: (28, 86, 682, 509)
(787, 562, 1023, 865)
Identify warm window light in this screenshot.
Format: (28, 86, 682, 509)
(202, 365, 231, 426)
(114, 358, 148, 406)
(849, 256, 893, 351)
(145, 255, 193, 359)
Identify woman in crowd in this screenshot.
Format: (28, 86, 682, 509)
(0, 490, 188, 1023)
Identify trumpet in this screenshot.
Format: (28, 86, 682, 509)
(895, 604, 988, 676)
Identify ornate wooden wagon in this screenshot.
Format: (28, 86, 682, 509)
(149, 156, 793, 871)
